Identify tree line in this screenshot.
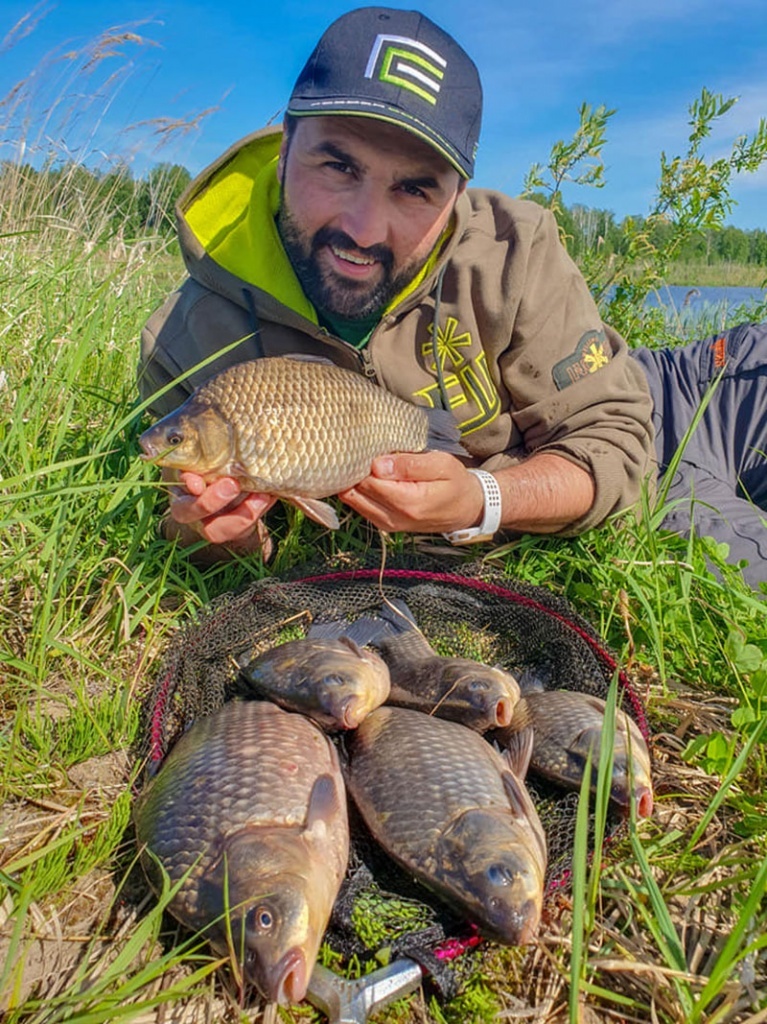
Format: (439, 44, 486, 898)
(553, 200, 767, 267)
(2, 160, 192, 240)
(3, 158, 766, 270)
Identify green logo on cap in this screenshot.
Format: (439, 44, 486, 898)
(366, 34, 446, 106)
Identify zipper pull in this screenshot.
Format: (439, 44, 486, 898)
(359, 348, 379, 382)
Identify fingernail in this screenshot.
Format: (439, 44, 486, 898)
(376, 457, 394, 476)
(219, 479, 240, 498)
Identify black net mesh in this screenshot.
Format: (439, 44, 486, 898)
(139, 555, 648, 997)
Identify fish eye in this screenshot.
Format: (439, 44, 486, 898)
(247, 905, 275, 933)
(166, 431, 184, 446)
(321, 674, 346, 689)
(469, 679, 489, 692)
(486, 863, 514, 887)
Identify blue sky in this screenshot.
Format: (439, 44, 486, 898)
(2, 0, 766, 229)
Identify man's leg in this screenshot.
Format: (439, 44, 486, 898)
(656, 466, 767, 589)
(631, 322, 767, 587)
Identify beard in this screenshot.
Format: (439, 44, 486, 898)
(277, 198, 421, 321)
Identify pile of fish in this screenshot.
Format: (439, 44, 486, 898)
(134, 598, 653, 1008)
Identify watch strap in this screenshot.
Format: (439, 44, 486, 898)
(443, 469, 502, 545)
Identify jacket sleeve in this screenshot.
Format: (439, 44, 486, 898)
(138, 290, 190, 417)
(493, 207, 656, 533)
(137, 278, 259, 419)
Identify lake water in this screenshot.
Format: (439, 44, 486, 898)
(603, 283, 766, 334)
(646, 284, 765, 313)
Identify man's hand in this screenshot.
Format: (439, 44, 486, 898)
(162, 469, 277, 557)
(338, 452, 485, 534)
(338, 450, 596, 536)
(158, 448, 595, 559)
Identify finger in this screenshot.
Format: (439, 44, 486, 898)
(338, 485, 399, 531)
(342, 475, 441, 529)
(170, 477, 243, 522)
(342, 468, 484, 534)
(178, 471, 207, 497)
(369, 451, 464, 482)
(162, 514, 274, 563)
(160, 468, 209, 498)
(200, 494, 277, 544)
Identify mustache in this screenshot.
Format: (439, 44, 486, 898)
(312, 228, 394, 271)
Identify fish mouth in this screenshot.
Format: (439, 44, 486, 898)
(494, 899, 541, 946)
(340, 696, 363, 729)
(137, 430, 168, 461)
(513, 905, 541, 946)
(612, 782, 654, 819)
(256, 946, 308, 1006)
(138, 436, 158, 459)
(493, 696, 514, 728)
(636, 785, 654, 818)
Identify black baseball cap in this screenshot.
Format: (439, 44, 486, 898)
(287, 7, 482, 179)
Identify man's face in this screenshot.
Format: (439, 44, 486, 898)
(277, 115, 464, 319)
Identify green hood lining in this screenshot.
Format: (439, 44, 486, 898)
(182, 131, 451, 329)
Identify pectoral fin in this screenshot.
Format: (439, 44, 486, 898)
(503, 725, 535, 780)
(500, 771, 548, 864)
(305, 772, 344, 837)
(571, 726, 602, 759)
(287, 496, 341, 530)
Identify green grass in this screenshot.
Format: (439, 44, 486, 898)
(3, 221, 766, 1023)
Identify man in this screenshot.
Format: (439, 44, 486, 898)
(138, 7, 767, 588)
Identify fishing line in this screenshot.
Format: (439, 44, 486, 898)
(374, 532, 430, 641)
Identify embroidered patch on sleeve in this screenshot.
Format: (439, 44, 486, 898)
(711, 335, 727, 369)
(552, 329, 612, 390)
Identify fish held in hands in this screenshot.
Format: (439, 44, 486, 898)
(236, 619, 391, 730)
(133, 699, 350, 1005)
(361, 599, 520, 731)
(494, 689, 653, 818)
(138, 356, 465, 529)
(345, 706, 547, 945)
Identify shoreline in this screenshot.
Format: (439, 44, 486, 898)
(661, 261, 766, 288)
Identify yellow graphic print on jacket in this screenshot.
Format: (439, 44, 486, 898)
(414, 316, 501, 436)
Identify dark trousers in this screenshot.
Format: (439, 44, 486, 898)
(631, 322, 767, 589)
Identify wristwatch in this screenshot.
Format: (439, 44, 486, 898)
(443, 469, 503, 545)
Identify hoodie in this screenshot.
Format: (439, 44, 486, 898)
(139, 124, 655, 533)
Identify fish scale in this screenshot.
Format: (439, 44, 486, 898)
(345, 706, 547, 945)
(196, 357, 432, 494)
(492, 689, 654, 818)
(136, 701, 332, 914)
(352, 598, 520, 730)
(348, 708, 517, 840)
(236, 631, 391, 730)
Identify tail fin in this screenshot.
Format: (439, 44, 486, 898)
(424, 408, 466, 457)
(376, 598, 419, 634)
(308, 613, 391, 650)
